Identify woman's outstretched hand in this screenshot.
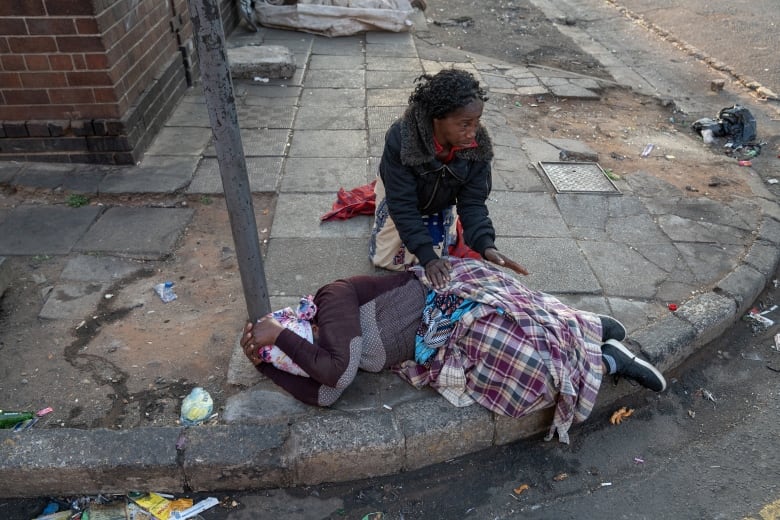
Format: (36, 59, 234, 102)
(484, 248, 529, 276)
(424, 257, 452, 290)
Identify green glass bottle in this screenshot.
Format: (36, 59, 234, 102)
(0, 410, 34, 429)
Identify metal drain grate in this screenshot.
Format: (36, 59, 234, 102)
(538, 161, 620, 194)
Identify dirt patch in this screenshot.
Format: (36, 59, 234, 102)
(0, 194, 274, 429)
(502, 88, 755, 199)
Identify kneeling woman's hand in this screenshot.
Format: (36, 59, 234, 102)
(484, 248, 529, 276)
(424, 257, 452, 290)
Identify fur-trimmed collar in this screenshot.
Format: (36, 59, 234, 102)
(398, 104, 494, 166)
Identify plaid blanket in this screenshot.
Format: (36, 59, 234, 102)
(396, 258, 604, 443)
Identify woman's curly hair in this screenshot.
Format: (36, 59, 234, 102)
(409, 69, 488, 119)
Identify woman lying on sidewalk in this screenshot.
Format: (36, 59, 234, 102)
(241, 258, 665, 442)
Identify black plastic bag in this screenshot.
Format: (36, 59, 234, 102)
(692, 104, 757, 147)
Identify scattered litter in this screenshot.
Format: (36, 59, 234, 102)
(738, 160, 752, 167)
(361, 513, 384, 520)
(514, 101, 522, 107)
(513, 483, 530, 495)
(633, 457, 645, 464)
(180, 387, 214, 426)
(760, 305, 777, 315)
(768, 178, 778, 184)
(668, 303, 678, 312)
(37, 406, 54, 417)
(128, 492, 194, 520)
(382, 404, 393, 411)
(105, 293, 114, 299)
(688, 409, 696, 419)
(743, 309, 774, 331)
(664, 154, 676, 160)
(773, 333, 780, 352)
(171, 496, 219, 520)
(0, 410, 34, 429)
(154, 282, 177, 303)
(600, 482, 613, 487)
(692, 105, 758, 151)
(641, 143, 655, 157)
(553, 472, 568, 481)
(697, 388, 716, 403)
(610, 407, 633, 425)
(741, 351, 764, 362)
(253, 76, 269, 82)
(432, 16, 474, 28)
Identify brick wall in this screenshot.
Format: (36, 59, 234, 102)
(0, 0, 239, 165)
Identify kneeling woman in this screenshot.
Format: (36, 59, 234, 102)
(241, 258, 665, 442)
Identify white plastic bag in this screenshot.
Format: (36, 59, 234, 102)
(254, 0, 414, 37)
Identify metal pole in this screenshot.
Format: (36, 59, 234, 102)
(187, 0, 270, 322)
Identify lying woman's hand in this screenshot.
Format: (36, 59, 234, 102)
(241, 317, 285, 365)
(484, 248, 529, 276)
(424, 257, 452, 290)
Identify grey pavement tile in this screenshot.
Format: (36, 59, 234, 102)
(0, 205, 103, 256)
(74, 207, 194, 260)
(271, 193, 371, 239)
(0, 161, 24, 184)
(259, 27, 314, 43)
(657, 214, 750, 245)
(241, 85, 302, 101)
(606, 213, 669, 245)
(489, 192, 571, 237)
(366, 57, 422, 72)
(579, 240, 667, 299)
(497, 237, 601, 294)
(60, 254, 147, 283)
(309, 55, 364, 70)
(481, 73, 515, 90)
(236, 105, 297, 129)
(490, 128, 522, 148)
(675, 242, 743, 285)
(555, 193, 610, 231)
(203, 129, 291, 157)
(305, 69, 365, 89)
(294, 106, 366, 130)
(264, 237, 377, 297)
(280, 157, 371, 192)
(188, 157, 282, 194)
(520, 137, 563, 163)
(63, 167, 107, 194)
(549, 83, 601, 99)
(365, 43, 418, 58)
(365, 32, 414, 45)
(145, 127, 212, 156)
(368, 130, 385, 157)
(366, 70, 420, 89)
(288, 130, 367, 158)
(100, 156, 197, 194)
(0, 256, 11, 296)
(38, 281, 106, 320)
(367, 88, 409, 106)
(164, 102, 210, 127)
(367, 106, 404, 130)
(298, 88, 365, 108)
(14, 163, 74, 190)
(223, 387, 314, 423)
(311, 36, 364, 56)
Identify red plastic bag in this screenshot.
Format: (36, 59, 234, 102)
(320, 180, 377, 221)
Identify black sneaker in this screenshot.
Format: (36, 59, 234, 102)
(602, 339, 667, 392)
(598, 314, 627, 342)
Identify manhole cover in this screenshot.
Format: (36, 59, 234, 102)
(538, 161, 620, 194)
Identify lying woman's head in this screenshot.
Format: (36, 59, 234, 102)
(409, 68, 488, 120)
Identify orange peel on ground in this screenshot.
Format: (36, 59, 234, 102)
(513, 484, 530, 495)
(610, 407, 634, 425)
